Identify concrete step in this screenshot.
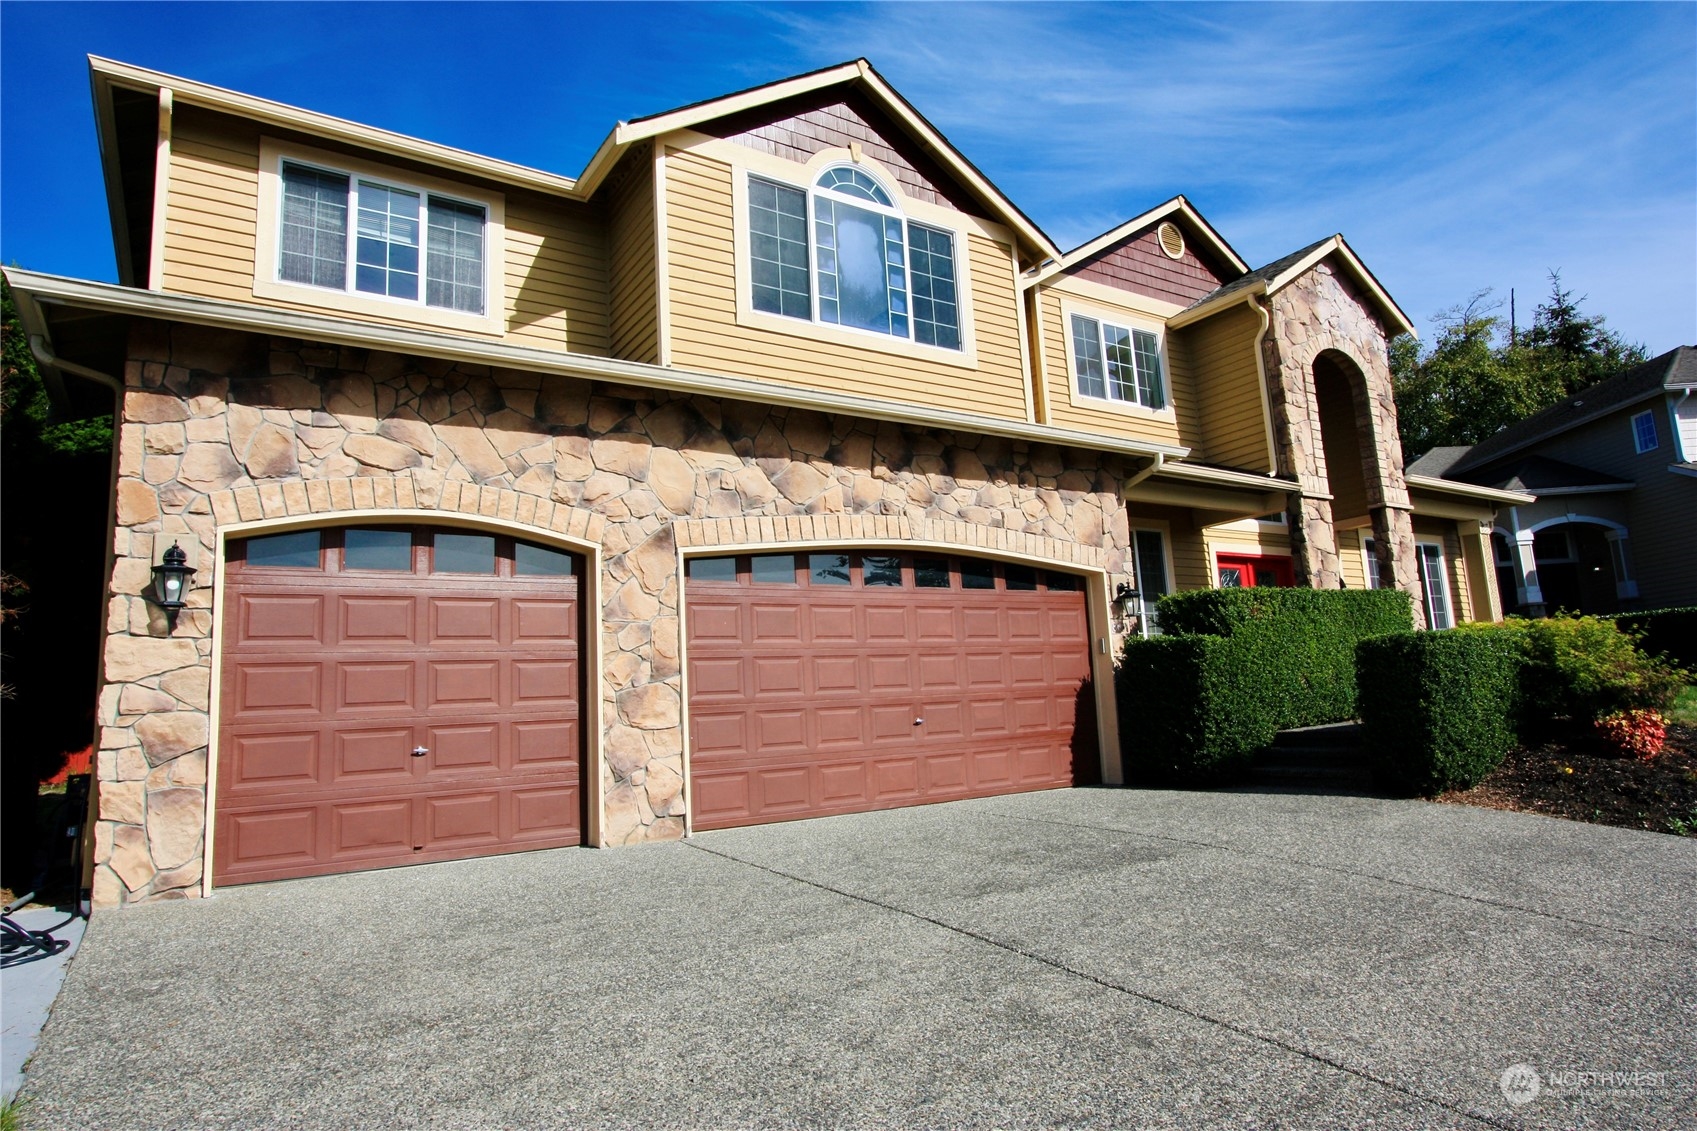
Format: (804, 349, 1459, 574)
(1248, 721, 1372, 789)
(1267, 721, 1363, 750)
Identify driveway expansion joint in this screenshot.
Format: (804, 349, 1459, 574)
(982, 810, 1693, 949)
(685, 839, 1513, 1131)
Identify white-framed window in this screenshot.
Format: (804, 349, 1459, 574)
(1363, 536, 1384, 589)
(1130, 527, 1171, 637)
(1674, 396, 1697, 460)
(1631, 409, 1658, 454)
(254, 139, 505, 335)
(747, 166, 961, 350)
(1068, 312, 1166, 410)
(278, 160, 487, 314)
(1416, 542, 1453, 630)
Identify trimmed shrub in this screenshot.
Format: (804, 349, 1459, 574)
(1515, 614, 1684, 726)
(1615, 607, 1697, 672)
(1356, 630, 1522, 795)
(1119, 587, 1414, 784)
(1152, 587, 1415, 726)
(1119, 634, 1285, 785)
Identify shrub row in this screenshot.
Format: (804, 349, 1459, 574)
(1119, 587, 1413, 784)
(1614, 606, 1697, 672)
(1356, 631, 1522, 794)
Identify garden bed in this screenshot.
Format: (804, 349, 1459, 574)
(1438, 723, 1697, 836)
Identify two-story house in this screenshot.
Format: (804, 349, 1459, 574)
(1408, 346, 1697, 616)
(6, 58, 1528, 906)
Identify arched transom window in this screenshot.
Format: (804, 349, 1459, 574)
(748, 165, 961, 350)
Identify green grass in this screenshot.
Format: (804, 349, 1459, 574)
(1668, 684, 1697, 727)
(1, 1093, 28, 1131)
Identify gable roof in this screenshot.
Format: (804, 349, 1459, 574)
(1026, 196, 1248, 287)
(1450, 345, 1697, 473)
(573, 59, 1058, 260)
(1167, 235, 1415, 338)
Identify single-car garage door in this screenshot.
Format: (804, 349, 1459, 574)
(686, 551, 1095, 830)
(215, 526, 584, 885)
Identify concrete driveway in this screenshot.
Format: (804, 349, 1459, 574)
(17, 789, 1696, 1129)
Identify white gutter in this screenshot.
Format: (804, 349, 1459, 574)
(1405, 473, 1534, 506)
(7, 268, 1190, 464)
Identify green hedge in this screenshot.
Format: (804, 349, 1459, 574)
(1356, 630, 1522, 795)
(1153, 587, 1415, 726)
(1119, 587, 1414, 784)
(1615, 607, 1697, 672)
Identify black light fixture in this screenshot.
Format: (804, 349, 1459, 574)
(1112, 581, 1141, 634)
(149, 541, 196, 631)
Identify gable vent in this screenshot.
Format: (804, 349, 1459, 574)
(1157, 221, 1186, 260)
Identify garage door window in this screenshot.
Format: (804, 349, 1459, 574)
(245, 530, 322, 568)
(751, 554, 797, 584)
(344, 528, 413, 571)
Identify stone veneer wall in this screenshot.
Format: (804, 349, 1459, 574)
(1259, 260, 1422, 624)
(95, 320, 1134, 905)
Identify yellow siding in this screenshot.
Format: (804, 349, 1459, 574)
(608, 146, 659, 364)
(662, 148, 1029, 421)
(161, 107, 609, 353)
(1179, 304, 1270, 473)
(1338, 533, 1370, 592)
(1126, 506, 1210, 593)
(1037, 291, 1191, 448)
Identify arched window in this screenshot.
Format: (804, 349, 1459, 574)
(748, 165, 961, 350)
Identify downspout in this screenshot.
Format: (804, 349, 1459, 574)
(1246, 293, 1278, 477)
(1121, 452, 1164, 495)
(28, 334, 124, 912)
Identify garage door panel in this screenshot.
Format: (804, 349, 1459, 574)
(689, 602, 742, 642)
(428, 660, 500, 707)
(240, 594, 325, 642)
(235, 663, 322, 715)
(751, 603, 803, 643)
(339, 596, 414, 643)
(335, 727, 416, 780)
(687, 551, 1092, 832)
(339, 661, 415, 709)
(218, 527, 584, 886)
(228, 732, 321, 787)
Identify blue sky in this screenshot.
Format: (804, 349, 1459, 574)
(4, 2, 1693, 352)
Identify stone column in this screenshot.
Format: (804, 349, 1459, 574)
(1369, 504, 1423, 628)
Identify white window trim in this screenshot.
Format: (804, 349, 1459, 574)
(1416, 540, 1453, 630)
(729, 152, 980, 370)
(255, 138, 506, 336)
(1630, 409, 1658, 454)
(1360, 531, 1383, 590)
(1057, 296, 1176, 421)
(1670, 393, 1696, 462)
(1129, 521, 1176, 638)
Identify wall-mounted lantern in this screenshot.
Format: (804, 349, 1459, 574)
(148, 542, 196, 632)
(1112, 582, 1141, 635)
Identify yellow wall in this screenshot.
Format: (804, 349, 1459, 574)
(661, 146, 1031, 422)
(607, 146, 659, 365)
(1037, 290, 1193, 448)
(1178, 303, 1271, 474)
(160, 106, 611, 354)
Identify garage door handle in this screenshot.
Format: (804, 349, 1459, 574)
(913, 718, 924, 726)
(411, 746, 429, 757)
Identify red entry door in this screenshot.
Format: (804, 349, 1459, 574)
(1216, 553, 1295, 588)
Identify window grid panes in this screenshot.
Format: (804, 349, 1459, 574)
(355, 181, 421, 300)
(1632, 411, 1658, 453)
(748, 169, 960, 350)
(426, 196, 486, 314)
(749, 177, 811, 318)
(279, 164, 349, 289)
(908, 223, 959, 349)
(1072, 315, 1165, 410)
(1418, 543, 1452, 630)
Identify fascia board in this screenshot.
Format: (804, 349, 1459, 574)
(88, 65, 137, 287)
(1405, 474, 1534, 505)
(6, 268, 1188, 464)
(1157, 461, 1300, 493)
(1166, 283, 1269, 329)
(88, 56, 582, 199)
(1265, 236, 1416, 339)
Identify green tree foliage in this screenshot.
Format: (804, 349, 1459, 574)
(1390, 272, 1648, 459)
(2, 278, 113, 456)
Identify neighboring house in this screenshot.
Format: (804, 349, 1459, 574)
(5, 57, 1526, 906)
(1408, 347, 1697, 616)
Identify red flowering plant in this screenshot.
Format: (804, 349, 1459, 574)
(1593, 709, 1668, 759)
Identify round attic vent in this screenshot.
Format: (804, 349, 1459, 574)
(1157, 221, 1186, 260)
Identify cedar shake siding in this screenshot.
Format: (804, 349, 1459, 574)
(708, 90, 973, 213)
(1072, 223, 1234, 307)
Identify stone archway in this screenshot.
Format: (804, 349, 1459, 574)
(1260, 260, 1422, 623)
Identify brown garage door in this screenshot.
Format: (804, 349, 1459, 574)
(215, 526, 583, 885)
(686, 551, 1095, 830)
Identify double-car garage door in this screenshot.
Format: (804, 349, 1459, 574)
(685, 551, 1095, 830)
(216, 528, 1095, 884)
